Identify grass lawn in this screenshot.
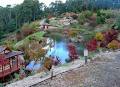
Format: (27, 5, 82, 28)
(14, 31, 45, 49)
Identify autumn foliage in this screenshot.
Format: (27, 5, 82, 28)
(20, 21, 40, 38)
(87, 39, 97, 51)
(87, 29, 120, 51)
(44, 58, 52, 71)
(68, 43, 78, 60)
(68, 30, 78, 37)
(95, 32, 104, 41)
(103, 29, 118, 43)
(107, 40, 120, 49)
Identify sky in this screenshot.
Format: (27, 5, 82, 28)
(0, 0, 66, 7)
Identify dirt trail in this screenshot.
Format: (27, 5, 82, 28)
(32, 52, 120, 87)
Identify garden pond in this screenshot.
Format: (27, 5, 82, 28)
(26, 37, 85, 71)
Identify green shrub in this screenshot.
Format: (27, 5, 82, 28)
(45, 18, 50, 23)
(78, 13, 86, 24)
(105, 13, 111, 19)
(71, 23, 81, 29)
(97, 10, 101, 16)
(84, 10, 93, 18)
(96, 10, 111, 24)
(78, 11, 93, 24)
(96, 15, 105, 24)
(84, 32, 95, 41)
(100, 10, 115, 18)
(29, 21, 40, 30)
(115, 16, 120, 30)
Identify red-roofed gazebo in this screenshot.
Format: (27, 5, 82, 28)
(0, 47, 23, 80)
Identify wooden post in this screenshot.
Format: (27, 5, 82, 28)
(2, 64, 3, 78)
(17, 56, 18, 68)
(84, 48, 88, 64)
(51, 65, 53, 80)
(2, 64, 4, 81)
(9, 59, 11, 72)
(43, 25, 45, 29)
(47, 25, 48, 29)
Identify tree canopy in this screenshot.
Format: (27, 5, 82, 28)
(0, 0, 119, 40)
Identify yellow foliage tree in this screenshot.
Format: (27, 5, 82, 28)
(95, 32, 104, 41)
(27, 49, 36, 59)
(68, 30, 78, 37)
(36, 48, 46, 59)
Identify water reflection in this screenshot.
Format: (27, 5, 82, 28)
(47, 41, 69, 64)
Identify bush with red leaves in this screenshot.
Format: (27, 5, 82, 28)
(87, 39, 98, 51)
(103, 29, 118, 43)
(68, 43, 78, 60)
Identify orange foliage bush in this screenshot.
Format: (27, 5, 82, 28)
(68, 30, 78, 37)
(107, 40, 120, 49)
(27, 49, 36, 59)
(16, 31, 22, 41)
(36, 48, 46, 59)
(44, 58, 52, 71)
(22, 40, 46, 60)
(21, 28, 35, 38)
(21, 22, 39, 38)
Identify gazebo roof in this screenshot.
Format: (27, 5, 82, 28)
(5, 51, 23, 59)
(40, 23, 51, 26)
(0, 46, 7, 53)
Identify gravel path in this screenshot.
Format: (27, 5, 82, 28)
(32, 51, 120, 87)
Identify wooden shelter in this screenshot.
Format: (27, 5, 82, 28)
(0, 46, 23, 80)
(40, 23, 51, 30)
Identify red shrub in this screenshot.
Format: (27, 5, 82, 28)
(103, 29, 118, 43)
(68, 43, 78, 60)
(87, 39, 97, 51)
(99, 41, 108, 47)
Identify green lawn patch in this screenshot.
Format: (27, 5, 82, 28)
(14, 31, 45, 49)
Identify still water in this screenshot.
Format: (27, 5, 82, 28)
(47, 41, 69, 64)
(26, 39, 85, 71)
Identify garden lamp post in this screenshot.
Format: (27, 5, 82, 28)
(84, 48, 88, 64)
(51, 65, 54, 80)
